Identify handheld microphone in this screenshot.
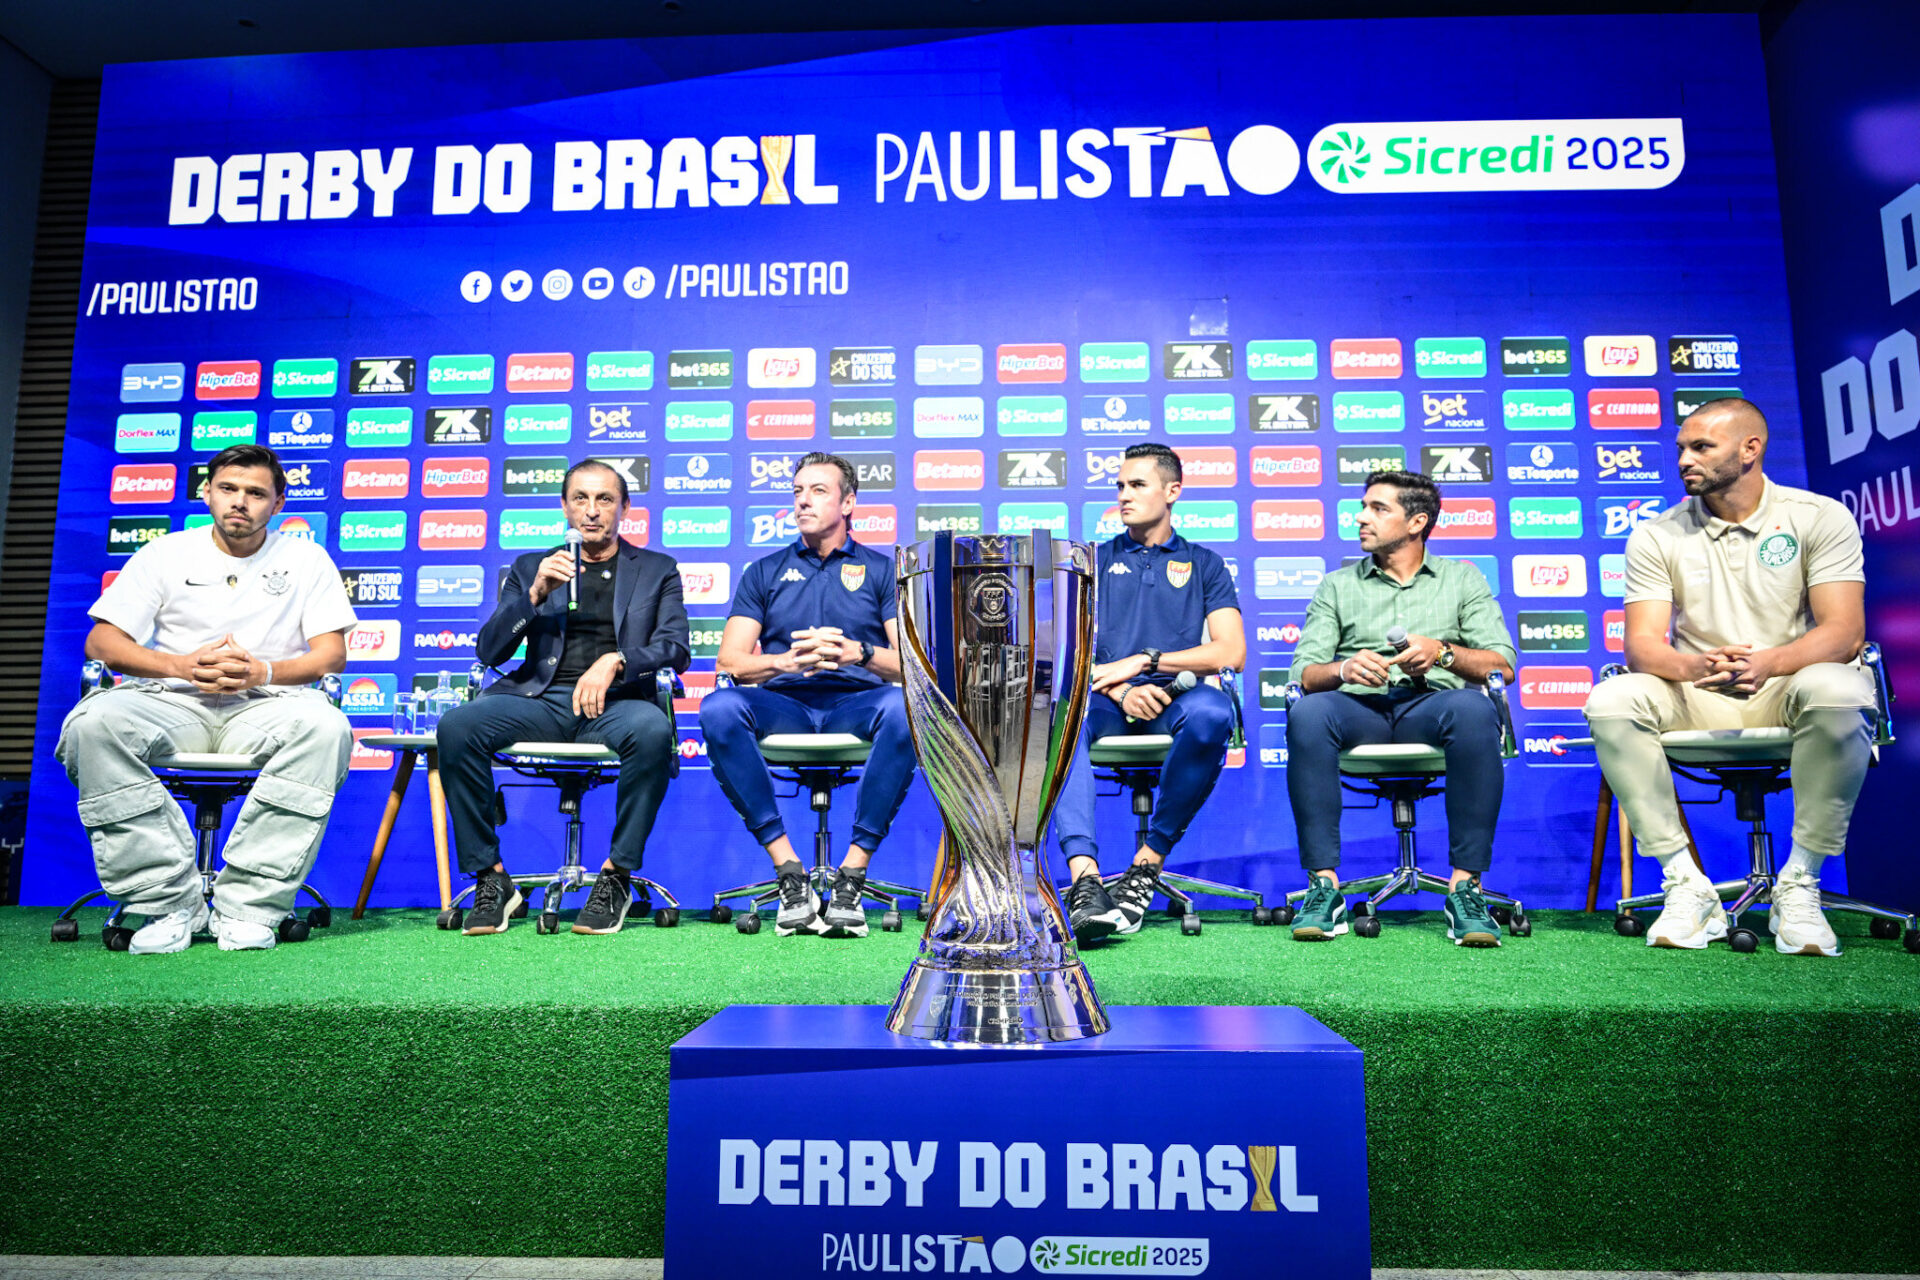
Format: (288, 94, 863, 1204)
(1171, 671, 1197, 695)
(565, 528, 584, 612)
(1385, 625, 1426, 692)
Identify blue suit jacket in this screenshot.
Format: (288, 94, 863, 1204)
(476, 541, 690, 698)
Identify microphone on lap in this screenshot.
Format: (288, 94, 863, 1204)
(1385, 625, 1426, 692)
(1171, 671, 1197, 695)
(565, 528, 584, 613)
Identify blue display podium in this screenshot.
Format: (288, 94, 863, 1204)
(666, 1005, 1368, 1277)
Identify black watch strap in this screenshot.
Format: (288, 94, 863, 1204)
(859, 641, 876, 667)
(1142, 648, 1163, 674)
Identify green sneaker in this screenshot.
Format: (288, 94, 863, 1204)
(1290, 873, 1348, 940)
(1444, 880, 1503, 947)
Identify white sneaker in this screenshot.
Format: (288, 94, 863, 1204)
(1645, 877, 1728, 949)
(1770, 868, 1840, 957)
(210, 910, 278, 952)
(128, 900, 211, 954)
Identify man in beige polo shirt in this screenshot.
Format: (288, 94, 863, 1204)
(1584, 398, 1873, 956)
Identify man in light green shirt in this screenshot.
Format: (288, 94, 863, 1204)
(1284, 470, 1517, 946)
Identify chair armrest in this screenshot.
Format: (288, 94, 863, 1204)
(714, 671, 737, 691)
(79, 659, 111, 702)
(1863, 641, 1895, 746)
(1215, 669, 1245, 751)
(1483, 669, 1517, 759)
(1282, 680, 1304, 710)
(319, 673, 343, 707)
(466, 661, 490, 700)
(1598, 662, 1629, 681)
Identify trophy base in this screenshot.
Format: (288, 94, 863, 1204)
(885, 959, 1111, 1044)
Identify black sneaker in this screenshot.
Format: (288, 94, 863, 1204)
(572, 866, 634, 935)
(1109, 862, 1160, 936)
(463, 868, 524, 935)
(821, 867, 870, 938)
(774, 861, 824, 937)
(1066, 875, 1124, 945)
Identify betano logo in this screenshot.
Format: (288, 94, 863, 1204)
(1252, 499, 1322, 540)
(110, 464, 176, 503)
(1308, 119, 1684, 194)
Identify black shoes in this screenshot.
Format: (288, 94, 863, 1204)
(1066, 875, 1125, 945)
(573, 866, 635, 935)
(463, 867, 524, 935)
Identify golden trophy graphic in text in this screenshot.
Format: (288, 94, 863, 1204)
(885, 530, 1109, 1043)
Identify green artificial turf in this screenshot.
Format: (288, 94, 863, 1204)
(1, 905, 1916, 1271)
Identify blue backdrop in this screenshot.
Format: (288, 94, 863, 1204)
(26, 14, 1807, 911)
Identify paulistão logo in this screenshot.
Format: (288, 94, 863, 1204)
(1308, 119, 1685, 193)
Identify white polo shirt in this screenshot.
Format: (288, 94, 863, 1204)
(91, 527, 358, 688)
(1623, 477, 1865, 655)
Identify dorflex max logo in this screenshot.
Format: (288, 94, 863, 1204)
(1308, 120, 1684, 193)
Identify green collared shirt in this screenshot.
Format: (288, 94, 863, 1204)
(1286, 551, 1516, 694)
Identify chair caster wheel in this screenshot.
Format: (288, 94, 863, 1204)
(1274, 904, 1295, 926)
(437, 908, 464, 931)
(103, 925, 134, 951)
(1180, 913, 1202, 937)
(278, 916, 312, 943)
(536, 913, 560, 935)
(709, 904, 733, 925)
(51, 919, 79, 943)
(1489, 906, 1513, 927)
(1354, 916, 1382, 939)
(736, 914, 762, 935)
(1510, 915, 1532, 938)
(915, 902, 931, 922)
(1904, 927, 1920, 955)
(653, 907, 680, 928)
(307, 906, 331, 928)
(510, 901, 529, 919)
(1728, 927, 1759, 953)
(1869, 916, 1901, 940)
(881, 910, 903, 932)
(1164, 903, 1184, 919)
(1251, 906, 1274, 927)
(1614, 913, 1645, 938)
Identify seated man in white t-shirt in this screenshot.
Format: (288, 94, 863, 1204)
(56, 444, 358, 954)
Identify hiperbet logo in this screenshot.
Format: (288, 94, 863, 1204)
(345, 407, 412, 447)
(664, 453, 733, 495)
(1164, 393, 1234, 434)
(116, 413, 182, 453)
(1335, 444, 1406, 483)
(667, 350, 733, 390)
(340, 566, 403, 608)
(1164, 341, 1232, 380)
(745, 399, 817, 440)
(842, 451, 897, 492)
(1432, 497, 1497, 540)
(1330, 338, 1403, 379)
(1673, 386, 1742, 423)
(1516, 610, 1590, 652)
(746, 347, 815, 389)
(268, 408, 335, 449)
(661, 507, 731, 548)
(1081, 394, 1153, 436)
(340, 674, 398, 717)
(504, 404, 571, 446)
(1171, 500, 1239, 543)
(1507, 441, 1580, 483)
(997, 502, 1069, 536)
(338, 511, 408, 552)
(1604, 608, 1626, 651)
(1503, 389, 1575, 429)
(746, 506, 799, 547)
(427, 354, 494, 395)
(271, 358, 338, 399)
(1669, 335, 1740, 375)
(1330, 392, 1404, 432)
(351, 357, 414, 394)
(497, 509, 568, 549)
(1246, 340, 1317, 381)
(416, 565, 485, 608)
(1254, 555, 1326, 600)
(281, 459, 329, 502)
(747, 453, 798, 494)
(669, 402, 735, 443)
(1078, 342, 1151, 383)
(687, 616, 726, 660)
(914, 504, 984, 537)
(914, 344, 984, 386)
(1307, 119, 1685, 193)
(1414, 337, 1486, 379)
(1588, 389, 1663, 430)
(998, 396, 1069, 436)
(1583, 335, 1656, 377)
(1249, 393, 1320, 433)
(1173, 446, 1236, 487)
(1250, 444, 1321, 486)
(1597, 496, 1667, 538)
(851, 503, 899, 544)
(1500, 337, 1572, 377)
(1420, 444, 1493, 484)
(830, 398, 897, 438)
(914, 397, 985, 438)
(502, 457, 567, 496)
(421, 458, 489, 499)
(195, 360, 261, 400)
(121, 362, 185, 403)
(191, 411, 255, 451)
(999, 449, 1067, 489)
(828, 347, 896, 387)
(426, 406, 491, 445)
(1594, 442, 1662, 484)
(586, 351, 654, 392)
(1420, 390, 1492, 430)
(1509, 496, 1584, 539)
(997, 343, 1068, 383)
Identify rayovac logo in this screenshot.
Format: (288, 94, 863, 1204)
(1521, 727, 1594, 764)
(1587, 389, 1662, 430)
(588, 403, 648, 443)
(1583, 334, 1656, 377)
(1163, 342, 1232, 380)
(1506, 442, 1579, 484)
(585, 351, 654, 392)
(1516, 610, 1590, 652)
(997, 343, 1068, 383)
(503, 457, 566, 496)
(1420, 390, 1491, 431)
(998, 396, 1069, 436)
(340, 567, 403, 607)
(116, 413, 182, 453)
(343, 459, 410, 499)
(914, 397, 985, 439)
(830, 398, 897, 438)
(842, 452, 897, 492)
(999, 449, 1067, 489)
(341, 674, 397, 717)
(1250, 444, 1321, 486)
(338, 512, 408, 551)
(1173, 445, 1237, 487)
(110, 465, 175, 503)
(121, 362, 184, 403)
(271, 358, 338, 399)
(1335, 445, 1405, 484)
(1597, 496, 1666, 538)
(914, 344, 983, 387)
(1081, 394, 1153, 436)
(1413, 337, 1486, 379)
(850, 504, 898, 542)
(749, 453, 798, 494)
(426, 406, 492, 445)
(1420, 444, 1492, 484)
(746, 399, 817, 440)
(915, 504, 984, 537)
(1329, 338, 1403, 379)
(1431, 497, 1497, 540)
(268, 408, 335, 449)
(1252, 499, 1323, 540)
(195, 360, 261, 400)
(1519, 664, 1594, 710)
(1078, 342, 1151, 383)
(746, 347, 816, 390)
(1255, 622, 1304, 647)
(1249, 394, 1320, 433)
(1594, 443, 1661, 484)
(678, 562, 733, 606)
(346, 620, 402, 661)
(829, 347, 896, 387)
(420, 510, 487, 549)
(191, 411, 256, 451)
(422, 458, 490, 498)
(1330, 392, 1403, 432)
(1308, 119, 1684, 194)
(427, 354, 494, 394)
(1669, 335, 1740, 375)
(1512, 554, 1588, 597)
(1500, 337, 1572, 376)
(1164, 393, 1234, 434)
(107, 516, 170, 553)
(665, 453, 734, 495)
(915, 450, 986, 489)
(1254, 555, 1324, 600)
(1503, 389, 1575, 428)
(506, 353, 574, 393)
(416, 565, 484, 608)
(351, 357, 414, 395)
(411, 629, 478, 653)
(1246, 340, 1316, 381)
(1509, 497, 1583, 539)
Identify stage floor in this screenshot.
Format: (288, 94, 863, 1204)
(2, 907, 1916, 1271)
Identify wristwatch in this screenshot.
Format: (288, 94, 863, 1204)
(1436, 642, 1457, 670)
(858, 641, 876, 667)
(1141, 648, 1163, 675)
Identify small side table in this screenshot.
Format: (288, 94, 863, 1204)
(352, 733, 451, 916)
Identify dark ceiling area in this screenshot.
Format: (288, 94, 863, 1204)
(3, 0, 1795, 81)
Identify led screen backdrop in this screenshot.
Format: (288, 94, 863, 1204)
(26, 15, 1803, 910)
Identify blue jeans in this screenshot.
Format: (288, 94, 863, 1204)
(1284, 688, 1504, 874)
(700, 683, 916, 854)
(1053, 684, 1235, 866)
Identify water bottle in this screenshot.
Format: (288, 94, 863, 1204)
(421, 671, 460, 736)
(391, 691, 415, 736)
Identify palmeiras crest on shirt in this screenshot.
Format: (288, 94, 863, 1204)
(1167, 560, 1193, 588)
(1757, 531, 1799, 569)
(840, 563, 866, 592)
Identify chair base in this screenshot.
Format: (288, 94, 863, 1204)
(444, 867, 681, 932)
(1093, 867, 1271, 935)
(1284, 833, 1527, 935)
(1618, 868, 1920, 952)
(52, 880, 332, 948)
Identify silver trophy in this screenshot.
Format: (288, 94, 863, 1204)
(885, 529, 1109, 1044)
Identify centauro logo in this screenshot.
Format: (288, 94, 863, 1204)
(1308, 119, 1684, 193)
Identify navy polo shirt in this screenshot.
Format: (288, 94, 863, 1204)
(729, 536, 897, 691)
(1095, 530, 1239, 673)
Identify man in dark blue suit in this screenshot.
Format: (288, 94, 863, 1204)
(437, 460, 690, 936)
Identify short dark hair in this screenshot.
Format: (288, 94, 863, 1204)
(1689, 396, 1769, 436)
(1123, 442, 1182, 485)
(796, 451, 858, 498)
(205, 444, 287, 496)
(564, 459, 629, 504)
(1364, 470, 1442, 541)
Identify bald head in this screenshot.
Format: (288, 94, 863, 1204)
(1677, 397, 1769, 500)
(1686, 397, 1769, 450)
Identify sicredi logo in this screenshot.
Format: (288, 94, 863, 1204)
(1519, 664, 1594, 709)
(416, 565, 484, 608)
(914, 344, 983, 386)
(498, 509, 568, 549)
(195, 360, 261, 400)
(271, 358, 337, 399)
(1509, 497, 1583, 538)
(1503, 389, 1575, 429)
(678, 562, 733, 606)
(340, 567, 403, 606)
(828, 347, 896, 387)
(1507, 441, 1579, 483)
(1669, 335, 1740, 375)
(1598, 496, 1666, 538)
(746, 347, 815, 389)
(1308, 119, 1686, 194)
(1251, 444, 1321, 486)
(914, 397, 985, 438)
(1420, 390, 1491, 430)
(343, 459, 410, 499)
(1588, 389, 1662, 430)
(1173, 446, 1237, 487)
(1330, 338, 1403, 379)
(1335, 445, 1405, 483)
(1078, 342, 1151, 383)
(351, 357, 414, 394)
(842, 452, 896, 492)
(1513, 554, 1588, 597)
(662, 507, 731, 548)
(1246, 340, 1317, 381)
(121, 362, 184, 403)
(850, 503, 898, 542)
(1172, 500, 1239, 542)
(1594, 443, 1661, 484)
(427, 354, 494, 394)
(999, 449, 1067, 489)
(1420, 444, 1492, 483)
(1331, 392, 1403, 432)
(916, 450, 986, 490)
(1164, 393, 1234, 434)
(345, 407, 411, 447)
(996, 502, 1069, 535)
(1432, 496, 1497, 540)
(1254, 555, 1325, 599)
(1516, 610, 1589, 652)
(1250, 394, 1320, 433)
(997, 343, 1068, 383)
(830, 399, 897, 438)
(503, 457, 566, 496)
(586, 351, 654, 392)
(345, 620, 401, 662)
(506, 353, 574, 393)
(422, 458, 490, 498)
(1163, 342, 1233, 380)
(505, 404, 572, 445)
(998, 396, 1069, 436)
(665, 453, 733, 495)
(1500, 337, 1572, 376)
(1081, 394, 1153, 436)
(116, 413, 182, 453)
(191, 411, 255, 451)
(1252, 499, 1323, 540)
(268, 408, 335, 449)
(338, 512, 407, 551)
(746, 399, 816, 440)
(420, 510, 487, 549)
(1414, 337, 1486, 379)
(110, 464, 175, 503)
(915, 504, 984, 537)
(426, 406, 491, 445)
(1583, 335, 1656, 377)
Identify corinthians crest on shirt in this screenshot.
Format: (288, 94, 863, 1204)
(841, 563, 866, 592)
(1167, 561, 1193, 588)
